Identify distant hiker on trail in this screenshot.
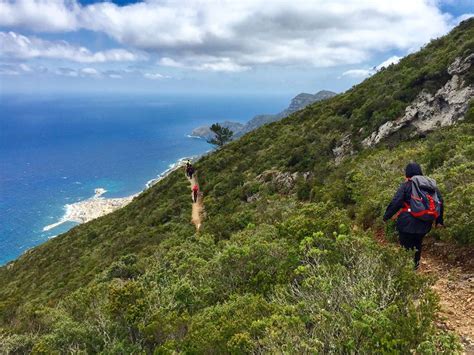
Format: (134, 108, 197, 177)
(383, 162, 444, 269)
(192, 184, 199, 203)
(185, 161, 195, 179)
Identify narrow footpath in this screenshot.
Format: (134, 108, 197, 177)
(420, 239, 474, 353)
(375, 231, 474, 353)
(190, 174, 203, 231)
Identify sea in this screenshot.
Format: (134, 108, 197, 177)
(0, 93, 288, 265)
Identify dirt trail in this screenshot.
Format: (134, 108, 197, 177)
(420, 239, 474, 353)
(190, 175, 203, 231)
(374, 232, 474, 352)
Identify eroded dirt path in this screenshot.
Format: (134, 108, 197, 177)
(374, 232, 474, 353)
(190, 175, 203, 231)
(420, 239, 474, 353)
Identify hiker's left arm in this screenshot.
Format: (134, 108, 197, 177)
(383, 184, 405, 221)
(436, 188, 444, 226)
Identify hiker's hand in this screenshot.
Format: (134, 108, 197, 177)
(435, 223, 445, 229)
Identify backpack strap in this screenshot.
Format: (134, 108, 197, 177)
(393, 180, 412, 219)
(395, 202, 411, 219)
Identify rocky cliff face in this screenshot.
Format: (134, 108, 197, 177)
(285, 90, 337, 115)
(191, 90, 336, 139)
(362, 54, 473, 147)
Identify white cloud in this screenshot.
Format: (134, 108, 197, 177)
(453, 13, 474, 24)
(0, 63, 20, 75)
(0, 62, 36, 75)
(106, 71, 123, 79)
(55, 67, 114, 78)
(159, 56, 250, 72)
(341, 55, 402, 79)
(0, 0, 457, 71)
(18, 63, 32, 72)
(54, 67, 167, 80)
(376, 55, 401, 70)
(55, 67, 78, 77)
(143, 72, 165, 80)
(195, 58, 250, 72)
(0, 31, 146, 63)
(341, 55, 402, 78)
(341, 69, 373, 78)
(159, 58, 182, 68)
(81, 67, 100, 76)
(0, 0, 79, 31)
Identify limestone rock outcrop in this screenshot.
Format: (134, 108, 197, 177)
(333, 134, 354, 165)
(362, 54, 473, 148)
(257, 169, 312, 193)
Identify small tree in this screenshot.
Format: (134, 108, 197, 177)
(207, 123, 233, 147)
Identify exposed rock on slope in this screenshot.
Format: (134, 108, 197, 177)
(257, 169, 312, 194)
(333, 134, 354, 165)
(363, 54, 474, 147)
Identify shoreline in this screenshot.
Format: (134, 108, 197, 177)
(186, 134, 205, 140)
(43, 157, 192, 233)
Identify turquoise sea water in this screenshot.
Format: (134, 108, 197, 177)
(0, 93, 288, 265)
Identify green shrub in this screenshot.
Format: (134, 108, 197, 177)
(258, 231, 458, 353)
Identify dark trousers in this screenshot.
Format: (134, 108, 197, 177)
(399, 232, 425, 269)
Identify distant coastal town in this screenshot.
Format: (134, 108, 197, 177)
(43, 188, 136, 232)
(43, 158, 190, 233)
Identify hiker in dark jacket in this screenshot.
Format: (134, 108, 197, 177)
(185, 161, 195, 179)
(383, 162, 444, 269)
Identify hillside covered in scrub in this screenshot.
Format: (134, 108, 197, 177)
(0, 19, 473, 353)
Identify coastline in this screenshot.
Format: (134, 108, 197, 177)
(43, 157, 192, 233)
(186, 134, 205, 139)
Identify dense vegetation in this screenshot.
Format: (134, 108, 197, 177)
(0, 19, 472, 353)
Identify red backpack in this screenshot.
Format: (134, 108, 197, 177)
(400, 176, 441, 222)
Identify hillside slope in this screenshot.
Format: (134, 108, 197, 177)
(0, 19, 473, 353)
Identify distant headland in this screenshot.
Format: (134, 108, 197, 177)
(190, 90, 336, 140)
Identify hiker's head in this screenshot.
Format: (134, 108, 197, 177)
(405, 162, 423, 178)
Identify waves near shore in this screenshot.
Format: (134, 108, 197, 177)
(43, 157, 191, 234)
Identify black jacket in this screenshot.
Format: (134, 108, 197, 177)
(383, 180, 444, 235)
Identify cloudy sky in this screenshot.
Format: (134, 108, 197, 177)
(0, 0, 472, 95)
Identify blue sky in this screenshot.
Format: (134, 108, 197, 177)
(0, 0, 472, 95)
